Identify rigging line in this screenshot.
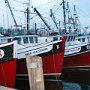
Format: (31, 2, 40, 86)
(0, 9, 26, 24)
(6, 13, 26, 22)
(12, 0, 27, 5)
(69, 5, 89, 27)
(11, 7, 26, 16)
(34, 0, 57, 9)
(7, 3, 26, 9)
(49, 0, 62, 11)
(68, 0, 90, 19)
(51, 0, 63, 10)
(77, 8, 90, 18)
(7, 8, 26, 22)
(53, 5, 61, 14)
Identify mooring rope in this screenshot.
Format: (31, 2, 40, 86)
(52, 41, 62, 89)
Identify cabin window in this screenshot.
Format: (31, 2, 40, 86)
(82, 38, 85, 42)
(1, 39, 8, 44)
(53, 37, 58, 41)
(45, 39, 47, 42)
(23, 37, 28, 44)
(60, 37, 62, 40)
(34, 37, 38, 43)
(87, 37, 90, 42)
(18, 38, 21, 44)
(67, 36, 70, 41)
(70, 36, 72, 41)
(8, 39, 11, 42)
(29, 37, 34, 43)
(73, 36, 75, 40)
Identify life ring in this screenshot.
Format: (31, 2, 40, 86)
(87, 44, 90, 50)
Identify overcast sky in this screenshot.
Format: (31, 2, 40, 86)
(0, 0, 90, 29)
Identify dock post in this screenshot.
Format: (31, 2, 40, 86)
(26, 56, 45, 90)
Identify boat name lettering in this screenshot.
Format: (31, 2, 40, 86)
(66, 47, 80, 53)
(25, 48, 48, 56)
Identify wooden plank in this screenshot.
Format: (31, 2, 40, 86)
(0, 86, 17, 90)
(26, 56, 45, 90)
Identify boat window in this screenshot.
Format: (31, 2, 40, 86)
(16, 38, 21, 44)
(1, 39, 8, 44)
(29, 37, 34, 43)
(88, 37, 90, 42)
(45, 39, 47, 42)
(8, 39, 11, 42)
(70, 36, 73, 41)
(67, 36, 70, 41)
(23, 37, 28, 44)
(72, 36, 75, 41)
(34, 37, 38, 43)
(53, 37, 58, 41)
(60, 37, 62, 40)
(82, 38, 85, 42)
(73, 36, 75, 40)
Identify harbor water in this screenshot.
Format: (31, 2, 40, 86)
(15, 77, 90, 90)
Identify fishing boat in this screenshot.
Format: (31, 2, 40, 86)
(61, 35, 90, 84)
(0, 0, 66, 79)
(0, 41, 17, 88)
(53, 0, 90, 84)
(0, 35, 66, 77)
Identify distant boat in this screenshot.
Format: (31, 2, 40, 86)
(0, 41, 17, 88)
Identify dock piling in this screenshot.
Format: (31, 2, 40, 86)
(26, 56, 45, 90)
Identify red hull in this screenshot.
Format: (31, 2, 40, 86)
(60, 52, 90, 84)
(17, 36, 66, 76)
(64, 52, 90, 67)
(0, 59, 17, 88)
(42, 52, 64, 75)
(17, 52, 64, 76)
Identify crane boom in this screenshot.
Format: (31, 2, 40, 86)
(50, 9, 58, 29)
(4, 0, 17, 26)
(34, 8, 52, 30)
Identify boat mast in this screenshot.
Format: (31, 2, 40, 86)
(73, 5, 77, 29)
(26, 0, 30, 34)
(62, 0, 66, 33)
